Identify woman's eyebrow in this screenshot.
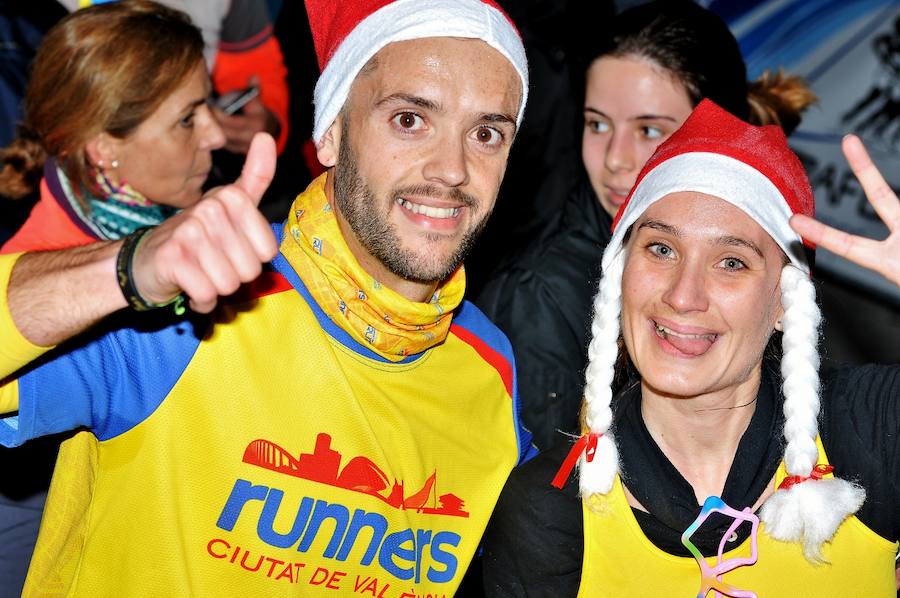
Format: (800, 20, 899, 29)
(181, 97, 207, 113)
(631, 114, 679, 122)
(638, 219, 681, 237)
(715, 234, 764, 257)
(638, 220, 764, 257)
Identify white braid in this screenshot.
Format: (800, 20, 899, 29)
(578, 248, 625, 496)
(780, 264, 822, 477)
(759, 265, 865, 563)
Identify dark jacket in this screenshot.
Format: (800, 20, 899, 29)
(464, 0, 615, 296)
(481, 363, 900, 596)
(476, 171, 612, 449)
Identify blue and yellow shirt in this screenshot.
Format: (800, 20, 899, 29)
(0, 229, 533, 597)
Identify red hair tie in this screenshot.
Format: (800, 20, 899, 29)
(551, 433, 600, 489)
(777, 463, 834, 491)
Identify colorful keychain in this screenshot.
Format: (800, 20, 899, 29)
(681, 496, 760, 598)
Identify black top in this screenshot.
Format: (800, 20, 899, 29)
(476, 172, 613, 449)
(463, 0, 616, 296)
(481, 362, 900, 597)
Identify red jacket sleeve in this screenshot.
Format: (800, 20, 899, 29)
(213, 35, 290, 154)
(1, 179, 96, 254)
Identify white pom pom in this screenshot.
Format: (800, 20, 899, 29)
(760, 478, 865, 563)
(763, 264, 866, 562)
(578, 434, 619, 496)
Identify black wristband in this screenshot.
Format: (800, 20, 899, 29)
(115, 227, 185, 314)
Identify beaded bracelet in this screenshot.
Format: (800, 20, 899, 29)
(115, 227, 186, 315)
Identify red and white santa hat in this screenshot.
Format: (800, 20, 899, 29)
(304, 0, 529, 143)
(605, 98, 814, 274)
(577, 100, 864, 562)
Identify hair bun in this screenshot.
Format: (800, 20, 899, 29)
(748, 69, 817, 135)
(0, 134, 46, 200)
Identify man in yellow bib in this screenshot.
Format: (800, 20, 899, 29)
(0, 1, 534, 595)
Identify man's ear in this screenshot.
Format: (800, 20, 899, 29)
(316, 118, 342, 168)
(85, 132, 119, 168)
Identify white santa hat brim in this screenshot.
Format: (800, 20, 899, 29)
(602, 151, 810, 275)
(312, 0, 528, 143)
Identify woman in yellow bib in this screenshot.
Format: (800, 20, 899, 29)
(482, 99, 900, 597)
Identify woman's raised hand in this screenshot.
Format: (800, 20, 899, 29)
(790, 135, 900, 287)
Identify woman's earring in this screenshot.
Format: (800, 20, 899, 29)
(111, 159, 120, 169)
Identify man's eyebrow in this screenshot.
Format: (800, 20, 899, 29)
(716, 235, 764, 258)
(376, 93, 442, 112)
(638, 219, 681, 237)
(375, 95, 516, 132)
(480, 112, 517, 129)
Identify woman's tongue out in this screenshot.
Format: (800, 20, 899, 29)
(655, 322, 717, 356)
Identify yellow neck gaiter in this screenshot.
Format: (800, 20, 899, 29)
(280, 173, 466, 362)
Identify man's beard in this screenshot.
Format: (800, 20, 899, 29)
(332, 129, 489, 285)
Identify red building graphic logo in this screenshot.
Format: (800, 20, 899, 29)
(242, 433, 469, 518)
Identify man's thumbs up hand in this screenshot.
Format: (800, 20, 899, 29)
(131, 133, 280, 313)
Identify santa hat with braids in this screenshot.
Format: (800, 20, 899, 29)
(572, 99, 865, 561)
(304, 0, 528, 144)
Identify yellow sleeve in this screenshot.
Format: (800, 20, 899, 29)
(0, 378, 18, 414)
(1, 252, 56, 412)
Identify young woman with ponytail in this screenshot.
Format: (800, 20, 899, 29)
(481, 99, 900, 596)
(476, 0, 816, 450)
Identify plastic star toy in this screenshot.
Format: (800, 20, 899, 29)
(681, 495, 760, 598)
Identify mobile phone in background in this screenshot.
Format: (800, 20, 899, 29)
(215, 85, 260, 116)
